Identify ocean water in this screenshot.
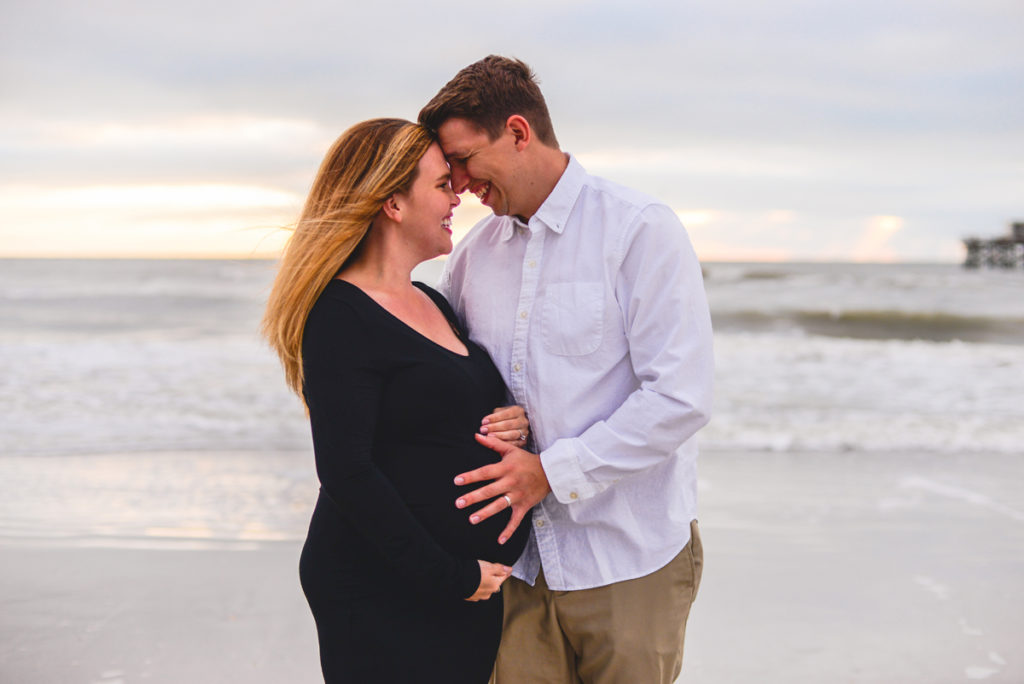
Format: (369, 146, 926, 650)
(1, 259, 1022, 458)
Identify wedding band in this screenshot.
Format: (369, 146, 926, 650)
(503, 494, 512, 508)
(517, 430, 526, 441)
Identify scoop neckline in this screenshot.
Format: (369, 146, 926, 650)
(330, 279, 472, 359)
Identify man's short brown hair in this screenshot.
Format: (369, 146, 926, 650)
(419, 55, 559, 148)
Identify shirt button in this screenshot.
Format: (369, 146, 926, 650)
(536, 520, 545, 528)
(519, 311, 528, 319)
(570, 492, 578, 500)
(528, 260, 537, 268)
(513, 363, 522, 372)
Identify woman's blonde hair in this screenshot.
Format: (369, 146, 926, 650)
(262, 118, 434, 400)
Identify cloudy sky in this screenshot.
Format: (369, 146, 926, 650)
(2, 0, 1022, 261)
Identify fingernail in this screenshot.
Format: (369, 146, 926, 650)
(481, 418, 490, 425)
(454, 477, 464, 485)
(480, 426, 488, 434)
(470, 515, 480, 524)
(499, 537, 507, 545)
(456, 498, 465, 508)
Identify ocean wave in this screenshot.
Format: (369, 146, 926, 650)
(711, 309, 1024, 344)
(0, 295, 266, 337)
(0, 258, 276, 302)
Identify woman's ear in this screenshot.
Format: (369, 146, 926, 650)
(381, 195, 402, 222)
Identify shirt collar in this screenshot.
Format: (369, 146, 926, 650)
(499, 153, 587, 242)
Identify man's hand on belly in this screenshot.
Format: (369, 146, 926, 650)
(454, 434, 551, 545)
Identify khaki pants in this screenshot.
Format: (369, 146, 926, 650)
(493, 520, 703, 684)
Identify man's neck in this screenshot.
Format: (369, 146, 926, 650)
(517, 149, 570, 222)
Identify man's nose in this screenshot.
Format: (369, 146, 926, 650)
(450, 166, 471, 194)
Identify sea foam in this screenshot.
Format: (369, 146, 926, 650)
(1, 259, 1022, 456)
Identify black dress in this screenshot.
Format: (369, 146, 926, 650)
(299, 279, 530, 683)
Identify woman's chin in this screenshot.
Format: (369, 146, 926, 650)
(416, 245, 451, 266)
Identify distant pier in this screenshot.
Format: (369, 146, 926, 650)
(963, 222, 1024, 269)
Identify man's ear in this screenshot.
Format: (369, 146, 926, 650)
(381, 195, 402, 222)
(506, 115, 531, 150)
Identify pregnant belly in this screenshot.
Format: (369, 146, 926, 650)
(408, 498, 528, 567)
(380, 442, 530, 566)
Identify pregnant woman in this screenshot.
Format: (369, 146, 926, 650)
(262, 118, 531, 682)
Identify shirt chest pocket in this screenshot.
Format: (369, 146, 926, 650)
(540, 282, 604, 356)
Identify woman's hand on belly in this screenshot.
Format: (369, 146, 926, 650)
(465, 560, 513, 602)
(480, 405, 530, 447)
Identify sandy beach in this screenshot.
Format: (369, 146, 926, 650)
(2, 448, 1021, 683)
(686, 449, 1024, 683)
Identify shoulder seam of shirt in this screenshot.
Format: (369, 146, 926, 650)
(607, 196, 647, 271)
(582, 171, 666, 209)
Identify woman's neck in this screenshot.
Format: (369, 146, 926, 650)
(338, 231, 419, 296)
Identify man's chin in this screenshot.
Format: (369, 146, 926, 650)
(487, 201, 510, 218)
(480, 191, 508, 217)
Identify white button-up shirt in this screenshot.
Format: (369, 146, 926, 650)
(440, 155, 714, 591)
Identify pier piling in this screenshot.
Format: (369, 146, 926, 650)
(963, 222, 1024, 269)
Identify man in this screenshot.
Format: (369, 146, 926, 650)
(419, 56, 714, 683)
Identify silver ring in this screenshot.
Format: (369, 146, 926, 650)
(503, 494, 512, 508)
(517, 430, 526, 441)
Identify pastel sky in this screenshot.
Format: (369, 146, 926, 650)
(2, 0, 1022, 261)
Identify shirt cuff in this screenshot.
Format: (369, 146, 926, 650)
(540, 438, 602, 504)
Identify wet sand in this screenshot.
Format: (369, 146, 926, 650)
(685, 449, 1024, 683)
(0, 544, 319, 684)
(1, 449, 1021, 683)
